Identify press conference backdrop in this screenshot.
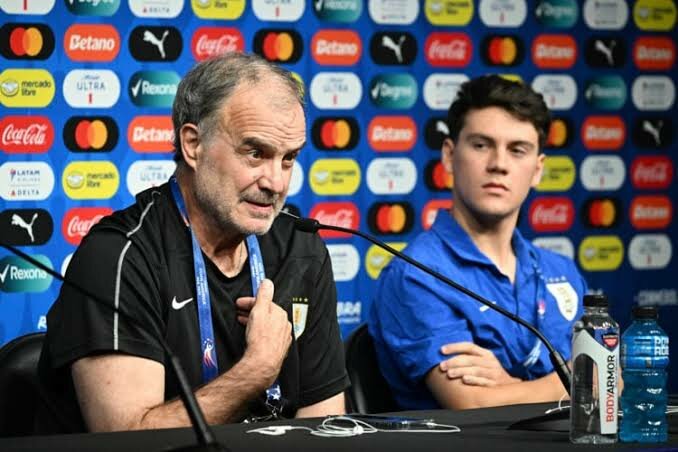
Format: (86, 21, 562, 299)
(0, 0, 676, 389)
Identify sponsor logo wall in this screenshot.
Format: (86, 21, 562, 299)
(0, 0, 676, 388)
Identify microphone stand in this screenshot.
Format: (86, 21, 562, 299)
(1, 242, 229, 451)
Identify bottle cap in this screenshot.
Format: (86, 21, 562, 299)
(632, 305, 658, 319)
(583, 293, 608, 307)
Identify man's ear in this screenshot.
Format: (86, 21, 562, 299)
(179, 123, 201, 170)
(531, 152, 546, 188)
(441, 138, 455, 175)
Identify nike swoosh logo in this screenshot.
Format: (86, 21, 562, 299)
(171, 296, 194, 310)
(0, 264, 9, 284)
(131, 78, 143, 98)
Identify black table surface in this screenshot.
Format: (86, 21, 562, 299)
(1, 402, 676, 451)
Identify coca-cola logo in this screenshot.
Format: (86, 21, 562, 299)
(631, 156, 674, 190)
(62, 207, 112, 245)
(0, 115, 54, 154)
(528, 197, 574, 232)
(309, 202, 360, 239)
(425, 32, 472, 67)
(191, 27, 244, 61)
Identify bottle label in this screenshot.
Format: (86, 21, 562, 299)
(572, 328, 619, 434)
(621, 336, 669, 369)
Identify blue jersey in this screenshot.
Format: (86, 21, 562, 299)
(368, 211, 588, 410)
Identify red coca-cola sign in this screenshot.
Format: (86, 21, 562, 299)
(528, 197, 574, 232)
(309, 202, 360, 239)
(631, 156, 673, 190)
(62, 207, 112, 245)
(424, 32, 472, 67)
(0, 115, 54, 154)
(191, 27, 244, 61)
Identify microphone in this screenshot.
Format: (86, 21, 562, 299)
(0, 242, 229, 452)
(284, 212, 573, 396)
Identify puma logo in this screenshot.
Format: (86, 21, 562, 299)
(11, 213, 38, 243)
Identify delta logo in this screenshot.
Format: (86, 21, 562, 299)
(130, 0, 183, 18)
(312, 30, 361, 66)
(370, 32, 417, 66)
(309, 72, 362, 110)
(633, 117, 672, 149)
(581, 116, 626, 150)
(128, 116, 174, 153)
(421, 199, 452, 230)
(424, 73, 467, 111)
(368, 202, 414, 235)
(580, 156, 626, 191)
(313, 0, 362, 23)
(63, 69, 120, 108)
(309, 158, 361, 195)
(191, 0, 245, 20)
(64, 24, 119, 62)
(632, 75, 675, 111)
(191, 27, 243, 61)
(634, 37, 675, 70)
(528, 197, 574, 232)
(532, 34, 577, 69)
(253, 29, 303, 64)
(0, 69, 55, 108)
(0, 161, 55, 201)
(0, 0, 55, 15)
(0, 255, 53, 293)
(531, 75, 577, 111)
(577, 235, 624, 272)
(425, 117, 449, 150)
(479, 0, 527, 27)
(62, 207, 112, 245)
(368, 116, 416, 152)
(62, 161, 120, 200)
(369, 74, 418, 109)
(365, 242, 406, 280)
(630, 195, 672, 230)
(65, 0, 120, 16)
(582, 197, 622, 228)
(0, 23, 55, 60)
(370, 0, 419, 25)
(424, 0, 474, 26)
(628, 234, 673, 270)
(546, 117, 573, 149)
(126, 160, 176, 196)
(425, 32, 472, 67)
(129, 26, 182, 62)
(633, 0, 677, 31)
(366, 158, 417, 195)
(584, 76, 627, 110)
(309, 202, 360, 239)
(0, 208, 53, 246)
(534, 0, 578, 28)
(0, 116, 54, 154)
(64, 116, 118, 153)
(129, 71, 180, 108)
(311, 117, 359, 151)
(252, 0, 304, 21)
(583, 0, 629, 30)
(482, 35, 524, 66)
(425, 160, 452, 192)
(585, 37, 626, 68)
(631, 155, 673, 190)
(536, 155, 575, 192)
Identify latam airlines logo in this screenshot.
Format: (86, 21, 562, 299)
(129, 26, 182, 62)
(0, 161, 55, 201)
(327, 245, 359, 282)
(632, 76, 675, 111)
(64, 116, 118, 152)
(628, 234, 672, 270)
(0, 116, 54, 154)
(310, 72, 362, 109)
(63, 69, 120, 108)
(0, 69, 55, 108)
(0, 208, 53, 246)
(309, 202, 360, 239)
(128, 116, 174, 153)
(64, 24, 120, 62)
(583, 0, 629, 30)
(0, 0, 55, 14)
(371, 32, 417, 66)
(534, 0, 578, 28)
(532, 34, 576, 69)
(585, 37, 625, 68)
(312, 30, 362, 66)
(313, 0, 362, 23)
(62, 207, 112, 245)
(65, 0, 121, 16)
(191, 27, 243, 61)
(252, 0, 305, 21)
(531, 75, 576, 110)
(309, 158, 361, 195)
(191, 0, 245, 19)
(127, 160, 176, 196)
(63, 161, 120, 200)
(253, 29, 303, 63)
(631, 156, 673, 190)
(129, 71, 180, 107)
(633, 37, 675, 70)
(0, 255, 53, 293)
(580, 155, 626, 191)
(482, 35, 524, 66)
(425, 32, 472, 67)
(369, 0, 419, 24)
(368, 202, 414, 235)
(633, 0, 677, 31)
(424, 0, 473, 26)
(633, 117, 672, 149)
(479, 0, 527, 27)
(366, 158, 417, 195)
(370, 74, 418, 109)
(0, 23, 55, 60)
(528, 196, 574, 233)
(367, 116, 416, 152)
(312, 117, 359, 151)
(630, 195, 673, 230)
(584, 76, 626, 110)
(130, 0, 183, 18)
(581, 116, 625, 150)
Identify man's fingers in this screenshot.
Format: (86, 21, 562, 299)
(461, 374, 497, 387)
(440, 342, 486, 356)
(235, 296, 256, 311)
(439, 354, 483, 371)
(253, 279, 274, 308)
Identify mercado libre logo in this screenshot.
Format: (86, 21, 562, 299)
(191, 0, 245, 20)
(0, 69, 55, 108)
(65, 0, 121, 16)
(62, 161, 120, 200)
(312, 117, 360, 151)
(128, 71, 179, 108)
(0, 23, 55, 60)
(369, 74, 417, 109)
(313, 0, 362, 23)
(365, 242, 406, 280)
(64, 116, 118, 153)
(424, 0, 473, 26)
(534, 0, 579, 28)
(0, 255, 53, 293)
(309, 158, 361, 196)
(578, 235, 624, 272)
(253, 29, 303, 63)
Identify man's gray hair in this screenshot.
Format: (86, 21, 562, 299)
(172, 52, 305, 162)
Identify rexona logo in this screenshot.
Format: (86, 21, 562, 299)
(366, 242, 406, 279)
(370, 32, 417, 66)
(64, 116, 118, 153)
(479, 0, 527, 27)
(313, 0, 362, 23)
(64, 24, 119, 62)
(191, 0, 245, 19)
(309, 72, 362, 110)
(633, 0, 677, 31)
(130, 0, 183, 18)
(578, 235, 624, 272)
(0, 208, 53, 245)
(633, 117, 672, 149)
(628, 234, 672, 270)
(0, 116, 54, 154)
(536, 155, 575, 192)
(127, 160, 176, 196)
(585, 37, 625, 68)
(0, 161, 55, 201)
(369, 74, 417, 109)
(253, 29, 303, 63)
(528, 196, 574, 233)
(424, 74, 468, 111)
(62, 161, 119, 200)
(129, 26, 182, 62)
(584, 76, 627, 110)
(312, 117, 359, 151)
(631, 155, 673, 190)
(0, 255, 53, 293)
(531, 75, 576, 110)
(191, 27, 243, 61)
(421, 199, 452, 230)
(546, 117, 573, 148)
(425, 32, 471, 67)
(366, 158, 417, 195)
(0, 69, 55, 108)
(128, 116, 174, 153)
(252, 0, 304, 21)
(580, 155, 626, 191)
(327, 244, 359, 282)
(63, 69, 120, 108)
(312, 30, 362, 66)
(633, 37, 675, 70)
(482, 35, 524, 66)
(630, 195, 672, 230)
(0, 0, 55, 15)
(129, 71, 179, 108)
(425, 160, 452, 191)
(424, 0, 473, 26)
(368, 116, 416, 151)
(65, 0, 120, 16)
(0, 23, 55, 60)
(62, 207, 112, 245)
(534, 0, 578, 28)
(581, 116, 625, 150)
(532, 34, 576, 69)
(309, 201, 360, 239)
(369, 0, 419, 24)
(583, 0, 629, 30)
(425, 116, 449, 150)
(632, 76, 675, 111)
(532, 236, 575, 259)
(309, 158, 361, 195)
(582, 197, 622, 228)
(368, 202, 414, 235)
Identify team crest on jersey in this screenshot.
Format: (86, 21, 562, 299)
(546, 281, 578, 321)
(292, 296, 309, 339)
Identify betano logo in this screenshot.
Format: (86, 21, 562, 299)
(252, 0, 305, 21)
(421, 199, 453, 230)
(528, 196, 574, 233)
(366, 158, 417, 195)
(578, 235, 624, 272)
(534, 0, 578, 28)
(365, 242, 406, 279)
(536, 155, 575, 192)
(0, 69, 54, 108)
(368, 116, 416, 151)
(630, 195, 672, 230)
(369, 74, 418, 109)
(0, 161, 55, 201)
(531, 74, 577, 110)
(309, 158, 361, 195)
(62, 161, 119, 200)
(127, 160, 176, 196)
(581, 116, 626, 150)
(327, 244, 359, 282)
(368, 202, 414, 235)
(62, 206, 112, 245)
(632, 75, 675, 111)
(0, 255, 53, 293)
(0, 115, 54, 154)
(313, 0, 362, 23)
(309, 72, 362, 110)
(64, 116, 118, 152)
(580, 155, 626, 191)
(0, 23, 55, 60)
(311, 30, 362, 66)
(309, 201, 360, 239)
(628, 234, 672, 270)
(479, 0, 527, 27)
(64, 24, 120, 62)
(63, 69, 120, 108)
(633, 36, 675, 70)
(584, 76, 626, 110)
(582, 197, 622, 228)
(191, 27, 243, 61)
(253, 29, 303, 63)
(482, 35, 524, 66)
(0, 0, 55, 15)
(129, 71, 179, 108)
(583, 0, 628, 30)
(311, 117, 359, 151)
(128, 116, 174, 153)
(369, 0, 419, 24)
(532, 34, 577, 69)
(631, 155, 673, 190)
(633, 0, 677, 31)
(424, 0, 473, 26)
(546, 117, 572, 148)
(425, 32, 472, 67)
(65, 0, 120, 16)
(425, 160, 453, 191)
(191, 0, 245, 19)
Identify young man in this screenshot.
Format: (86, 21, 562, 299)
(37, 53, 348, 433)
(368, 75, 587, 410)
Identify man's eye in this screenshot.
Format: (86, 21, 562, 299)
(250, 149, 263, 159)
(283, 152, 298, 162)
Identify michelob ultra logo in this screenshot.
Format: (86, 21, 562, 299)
(312, 30, 362, 66)
(129, 71, 180, 108)
(126, 160, 176, 196)
(0, 161, 55, 201)
(633, 0, 677, 31)
(368, 116, 416, 151)
(534, 0, 578, 28)
(421, 199, 453, 230)
(326, 244, 359, 282)
(63, 69, 120, 108)
(365, 242, 406, 279)
(366, 158, 417, 195)
(581, 116, 626, 150)
(632, 76, 675, 111)
(0, 23, 55, 60)
(252, 0, 304, 21)
(369, 74, 417, 109)
(482, 35, 524, 66)
(313, 0, 362, 22)
(578, 235, 624, 272)
(0, 69, 54, 108)
(369, 0, 419, 24)
(536, 155, 575, 191)
(0, 115, 54, 154)
(424, 73, 467, 110)
(66, 0, 121, 16)
(479, 0, 527, 27)
(64, 24, 120, 62)
(309, 72, 362, 110)
(580, 155, 626, 191)
(628, 234, 672, 270)
(532, 236, 575, 259)
(63, 161, 120, 200)
(64, 116, 118, 152)
(309, 201, 360, 239)
(191, 0, 245, 19)
(0, 255, 53, 293)
(0, 0, 55, 14)
(633, 37, 675, 70)
(585, 76, 627, 110)
(546, 117, 573, 148)
(630, 195, 672, 229)
(583, 0, 629, 30)
(531, 74, 577, 110)
(309, 158, 361, 195)
(312, 117, 360, 151)
(424, 0, 473, 26)
(128, 116, 174, 153)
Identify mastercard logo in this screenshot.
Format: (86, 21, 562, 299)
(64, 116, 118, 152)
(546, 117, 572, 148)
(629, 195, 673, 230)
(582, 197, 622, 228)
(311, 117, 359, 150)
(482, 35, 524, 66)
(253, 29, 302, 63)
(425, 160, 452, 191)
(368, 202, 414, 235)
(0, 23, 55, 60)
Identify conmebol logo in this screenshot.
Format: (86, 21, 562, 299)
(129, 71, 180, 108)
(0, 116, 53, 154)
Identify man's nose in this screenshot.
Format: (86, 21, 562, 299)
(487, 148, 509, 173)
(259, 161, 285, 194)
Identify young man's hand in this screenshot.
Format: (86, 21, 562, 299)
(438, 342, 521, 387)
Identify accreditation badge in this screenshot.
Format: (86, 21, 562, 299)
(546, 281, 578, 321)
(292, 297, 309, 339)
